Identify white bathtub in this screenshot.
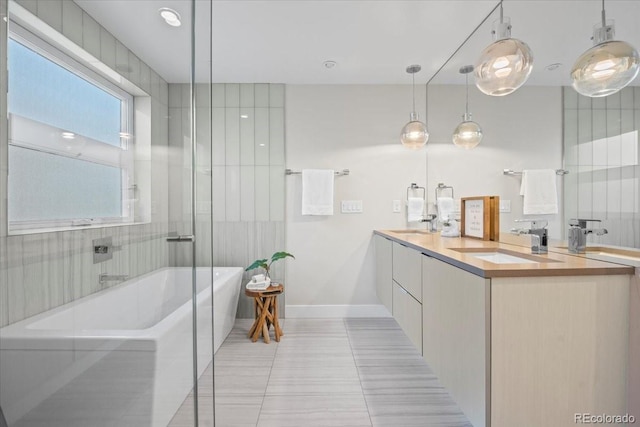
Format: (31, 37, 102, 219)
(0, 266, 243, 427)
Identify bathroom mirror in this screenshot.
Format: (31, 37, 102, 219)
(426, 0, 640, 252)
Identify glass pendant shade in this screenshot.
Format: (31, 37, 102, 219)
(401, 113, 428, 150)
(453, 118, 483, 149)
(571, 32, 640, 97)
(475, 15, 533, 96)
(475, 38, 534, 96)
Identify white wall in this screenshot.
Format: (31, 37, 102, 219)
(285, 85, 427, 313)
(284, 84, 563, 313)
(427, 85, 564, 239)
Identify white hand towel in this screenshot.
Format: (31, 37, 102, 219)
(407, 197, 425, 222)
(302, 169, 334, 215)
(437, 197, 455, 222)
(520, 169, 558, 215)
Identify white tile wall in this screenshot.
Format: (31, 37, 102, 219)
(167, 83, 287, 317)
(1, 0, 171, 327)
(564, 86, 640, 248)
(81, 11, 100, 59)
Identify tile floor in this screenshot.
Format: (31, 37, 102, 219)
(169, 317, 472, 427)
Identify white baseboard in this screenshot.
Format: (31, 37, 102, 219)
(285, 304, 392, 318)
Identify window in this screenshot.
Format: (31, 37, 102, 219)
(7, 24, 134, 231)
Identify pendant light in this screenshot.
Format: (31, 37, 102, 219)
(400, 65, 428, 149)
(475, 0, 533, 96)
(453, 65, 483, 149)
(570, 0, 639, 98)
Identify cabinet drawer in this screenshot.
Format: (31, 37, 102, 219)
(393, 281, 422, 354)
(392, 242, 422, 301)
(374, 235, 393, 313)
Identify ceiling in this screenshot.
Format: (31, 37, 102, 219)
(75, 0, 640, 86)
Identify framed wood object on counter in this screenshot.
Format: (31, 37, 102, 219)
(461, 196, 500, 241)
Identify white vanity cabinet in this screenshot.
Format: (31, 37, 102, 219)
(391, 241, 423, 353)
(422, 256, 490, 427)
(374, 235, 393, 313)
(391, 241, 422, 301)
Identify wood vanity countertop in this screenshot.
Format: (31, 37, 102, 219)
(375, 229, 634, 278)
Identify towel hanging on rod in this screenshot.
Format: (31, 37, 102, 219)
(503, 168, 568, 176)
(286, 168, 349, 176)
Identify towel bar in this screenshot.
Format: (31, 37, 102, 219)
(285, 169, 349, 176)
(503, 169, 569, 176)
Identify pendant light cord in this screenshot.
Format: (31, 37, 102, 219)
(601, 0, 606, 28)
(412, 72, 416, 114)
(465, 73, 469, 117)
(499, 0, 503, 24)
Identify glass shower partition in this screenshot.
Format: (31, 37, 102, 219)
(0, 0, 213, 426)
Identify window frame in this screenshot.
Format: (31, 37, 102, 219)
(7, 22, 136, 232)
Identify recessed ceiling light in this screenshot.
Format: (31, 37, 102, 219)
(259, 143, 266, 147)
(61, 132, 75, 139)
(159, 8, 181, 27)
(545, 63, 562, 71)
(323, 60, 337, 69)
(240, 114, 249, 119)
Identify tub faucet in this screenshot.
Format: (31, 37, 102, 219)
(568, 219, 608, 254)
(99, 273, 129, 287)
(511, 219, 548, 254)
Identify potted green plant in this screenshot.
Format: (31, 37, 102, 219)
(246, 251, 295, 281)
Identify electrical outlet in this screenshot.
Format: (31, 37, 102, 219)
(393, 200, 401, 213)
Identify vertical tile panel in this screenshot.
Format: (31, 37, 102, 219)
(240, 108, 255, 165)
(592, 109, 607, 141)
(563, 109, 578, 166)
(225, 166, 241, 221)
(37, 0, 62, 32)
(212, 107, 226, 166)
(635, 87, 640, 109)
(592, 94, 606, 110)
(269, 166, 285, 221)
(254, 108, 270, 165)
(606, 90, 622, 110)
(6, 236, 24, 323)
(47, 232, 64, 309)
(269, 108, 285, 166)
(115, 40, 129, 81)
(240, 166, 255, 222)
(195, 83, 210, 108)
(225, 107, 240, 165)
(592, 169, 607, 217)
(128, 52, 141, 88)
(99, 27, 116, 71)
(269, 84, 285, 108)
(169, 84, 183, 108)
(577, 110, 593, 166)
(160, 79, 169, 107)
(212, 166, 226, 222)
(255, 166, 270, 221)
(139, 61, 151, 95)
(240, 83, 254, 107)
(621, 166, 635, 216)
(22, 235, 48, 317)
(150, 71, 161, 101)
(212, 84, 225, 107)
(563, 87, 578, 110)
(196, 107, 212, 168)
(62, 1, 83, 47)
(225, 84, 240, 107)
(255, 84, 269, 107)
(621, 87, 634, 109)
(577, 93, 591, 110)
(82, 12, 101, 59)
(578, 166, 593, 218)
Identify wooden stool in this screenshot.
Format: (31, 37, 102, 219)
(245, 284, 284, 343)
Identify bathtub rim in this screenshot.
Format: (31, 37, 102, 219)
(0, 266, 243, 352)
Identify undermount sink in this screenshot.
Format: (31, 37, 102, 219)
(470, 252, 539, 264)
(450, 247, 559, 265)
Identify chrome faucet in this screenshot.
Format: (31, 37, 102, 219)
(99, 273, 129, 287)
(568, 219, 608, 254)
(511, 219, 548, 254)
(421, 213, 438, 232)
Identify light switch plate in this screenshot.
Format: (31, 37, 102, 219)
(393, 200, 401, 213)
(499, 199, 511, 213)
(341, 200, 363, 213)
